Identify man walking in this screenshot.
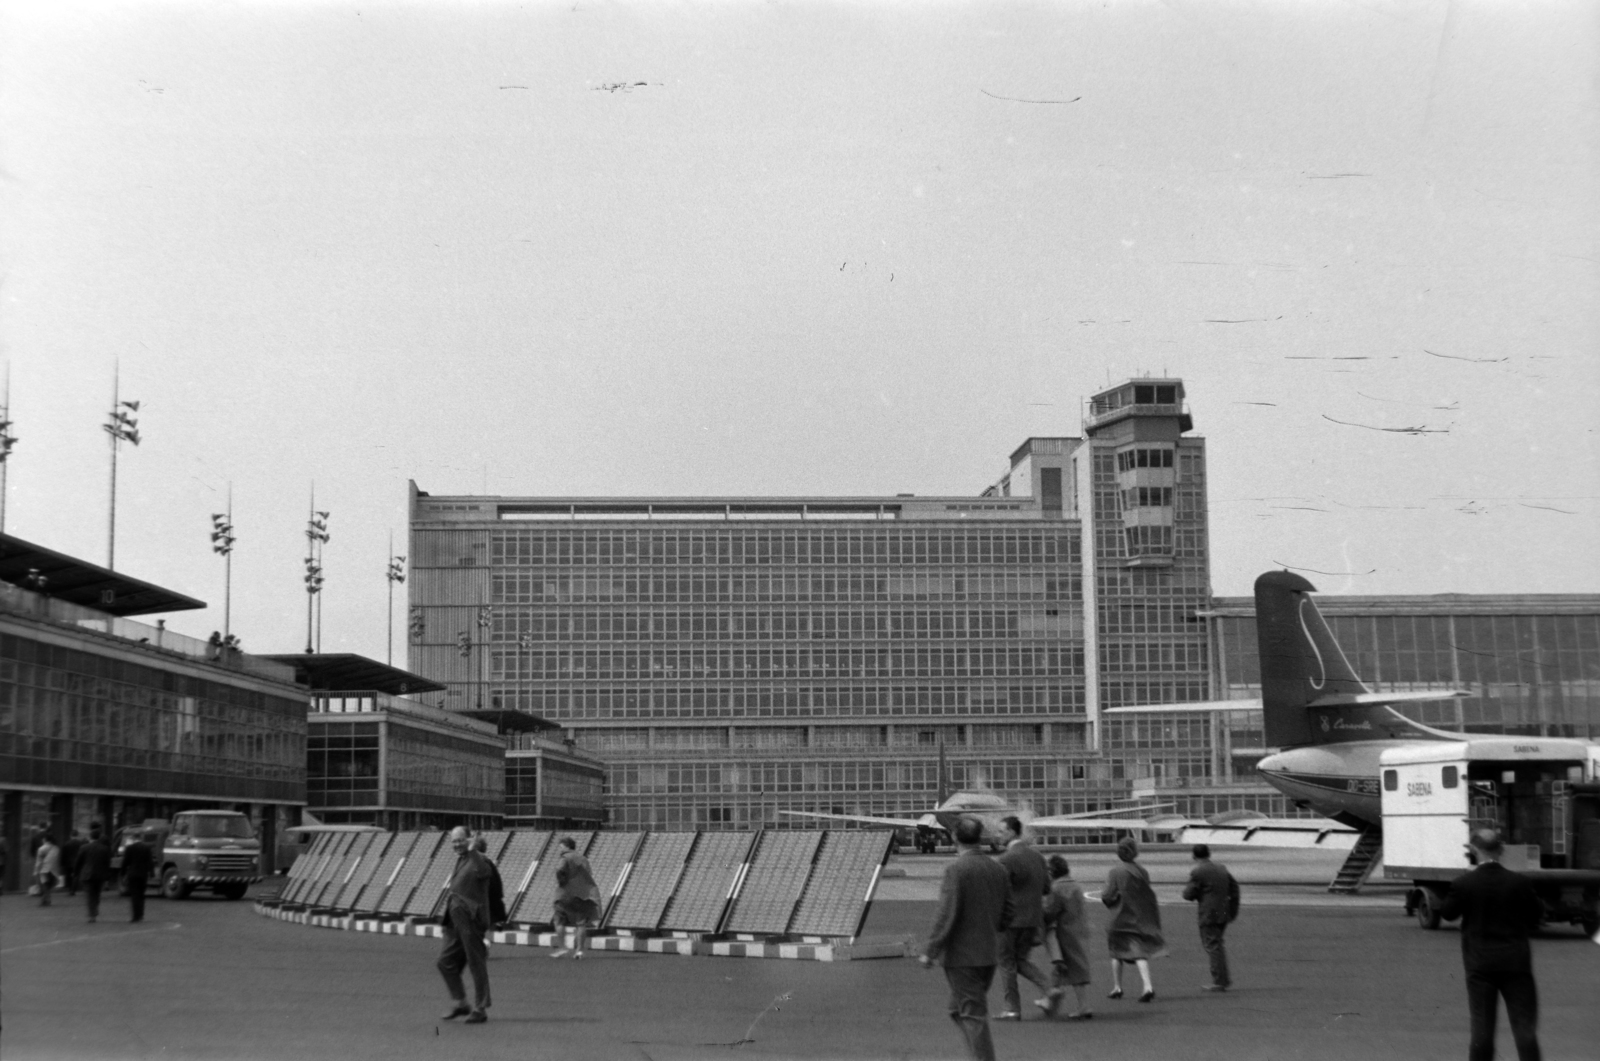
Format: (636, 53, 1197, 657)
(76, 825, 113, 923)
(995, 815, 1052, 1020)
(550, 836, 600, 959)
(121, 830, 153, 922)
(1182, 843, 1240, 992)
(437, 826, 493, 1024)
(33, 832, 62, 906)
(920, 816, 1014, 1061)
(1440, 828, 1544, 1061)
(61, 829, 84, 896)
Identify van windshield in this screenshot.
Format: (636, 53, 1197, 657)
(190, 816, 254, 839)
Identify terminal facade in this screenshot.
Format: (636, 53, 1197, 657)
(0, 535, 308, 885)
(406, 376, 1600, 831)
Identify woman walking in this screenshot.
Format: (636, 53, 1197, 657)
(1036, 855, 1093, 1020)
(1101, 837, 1166, 1003)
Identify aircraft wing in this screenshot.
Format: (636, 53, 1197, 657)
(777, 810, 934, 830)
(1027, 813, 1197, 833)
(1102, 699, 1263, 714)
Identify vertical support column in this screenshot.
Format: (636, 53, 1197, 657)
(1074, 442, 1100, 753)
(2, 791, 23, 892)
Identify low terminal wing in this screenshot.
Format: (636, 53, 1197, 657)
(778, 809, 935, 830)
(1028, 809, 1196, 833)
(1102, 698, 1262, 714)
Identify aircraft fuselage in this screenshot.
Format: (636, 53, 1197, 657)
(1255, 740, 1410, 829)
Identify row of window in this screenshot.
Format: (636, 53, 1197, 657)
(471, 607, 1081, 643)
(605, 756, 1109, 796)
(1115, 448, 1175, 472)
(475, 571, 1076, 605)
(481, 682, 1087, 719)
(486, 645, 1086, 682)
(478, 529, 1080, 567)
(1122, 487, 1173, 509)
(1217, 614, 1600, 686)
(568, 722, 1088, 753)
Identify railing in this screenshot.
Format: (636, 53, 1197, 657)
(0, 581, 295, 683)
(311, 690, 501, 737)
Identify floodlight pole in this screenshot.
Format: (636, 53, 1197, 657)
(385, 533, 407, 667)
(0, 364, 15, 535)
(103, 366, 140, 571)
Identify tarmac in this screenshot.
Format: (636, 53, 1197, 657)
(5, 847, 1598, 1061)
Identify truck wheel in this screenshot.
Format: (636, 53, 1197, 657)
(218, 883, 249, 901)
(161, 867, 191, 900)
(1582, 909, 1599, 938)
(1415, 888, 1442, 930)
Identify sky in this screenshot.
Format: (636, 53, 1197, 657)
(0, 0, 1595, 665)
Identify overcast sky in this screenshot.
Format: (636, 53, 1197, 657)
(1, 0, 1595, 664)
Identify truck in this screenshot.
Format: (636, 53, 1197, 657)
(1381, 737, 1600, 934)
(112, 810, 265, 901)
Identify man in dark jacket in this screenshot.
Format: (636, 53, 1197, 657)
(437, 826, 493, 1024)
(1440, 828, 1543, 1061)
(120, 831, 153, 922)
(1182, 843, 1241, 991)
(921, 816, 1014, 1061)
(994, 815, 1051, 1020)
(61, 830, 84, 896)
(76, 825, 113, 923)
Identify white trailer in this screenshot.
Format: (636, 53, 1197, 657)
(1380, 737, 1600, 933)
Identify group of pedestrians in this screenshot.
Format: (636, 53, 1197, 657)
(922, 817, 1545, 1061)
(434, 827, 598, 1027)
(921, 816, 1240, 1061)
(18, 821, 153, 922)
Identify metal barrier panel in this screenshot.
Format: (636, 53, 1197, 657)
(307, 833, 372, 908)
(300, 833, 359, 907)
(659, 831, 755, 934)
(280, 833, 334, 904)
(405, 838, 462, 918)
(787, 830, 893, 939)
(507, 830, 594, 925)
(500, 831, 554, 922)
(349, 832, 419, 913)
(722, 831, 823, 935)
(585, 831, 644, 910)
(325, 833, 387, 910)
(376, 832, 444, 915)
(604, 831, 696, 931)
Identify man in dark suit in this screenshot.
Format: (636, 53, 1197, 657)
(76, 825, 113, 923)
(61, 830, 84, 896)
(1440, 828, 1543, 1061)
(120, 831, 153, 923)
(437, 826, 494, 1024)
(994, 815, 1051, 1019)
(920, 816, 1014, 1061)
(1182, 843, 1240, 991)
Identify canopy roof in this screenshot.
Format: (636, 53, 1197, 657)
(0, 533, 205, 616)
(257, 653, 447, 695)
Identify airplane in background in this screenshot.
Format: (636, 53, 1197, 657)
(780, 791, 1175, 851)
(1098, 570, 1473, 839)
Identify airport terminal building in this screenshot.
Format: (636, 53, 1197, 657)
(407, 379, 1227, 830)
(407, 376, 1600, 830)
(0, 535, 308, 885)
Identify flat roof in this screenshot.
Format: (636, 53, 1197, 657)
(0, 532, 205, 616)
(257, 653, 447, 694)
(456, 708, 559, 733)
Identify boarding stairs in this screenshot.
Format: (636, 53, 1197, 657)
(1327, 828, 1382, 894)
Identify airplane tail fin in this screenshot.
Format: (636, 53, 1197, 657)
(1255, 570, 1397, 747)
